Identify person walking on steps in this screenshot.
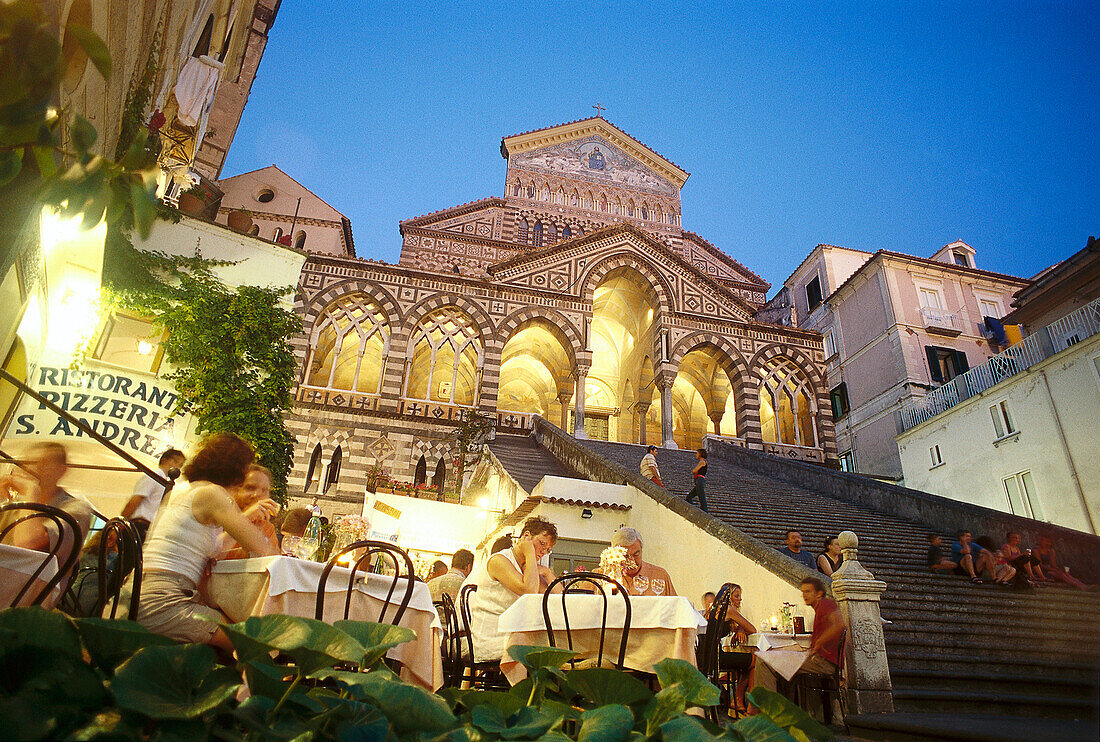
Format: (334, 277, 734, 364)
(640, 445, 664, 487)
(685, 448, 708, 512)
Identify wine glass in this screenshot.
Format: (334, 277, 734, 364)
(651, 578, 666, 596)
(281, 535, 300, 557)
(632, 574, 650, 594)
(297, 536, 318, 561)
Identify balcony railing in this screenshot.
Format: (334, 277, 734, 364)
(900, 297, 1100, 431)
(920, 306, 964, 335)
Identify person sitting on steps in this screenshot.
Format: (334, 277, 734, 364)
(817, 535, 843, 576)
(778, 530, 816, 570)
(952, 530, 995, 584)
(926, 534, 958, 573)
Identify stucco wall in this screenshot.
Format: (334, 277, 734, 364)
(897, 334, 1100, 535)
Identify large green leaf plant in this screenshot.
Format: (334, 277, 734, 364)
(0, 607, 835, 741)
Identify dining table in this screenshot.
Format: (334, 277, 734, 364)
(749, 631, 813, 682)
(208, 556, 443, 690)
(497, 593, 706, 685)
(0, 541, 62, 608)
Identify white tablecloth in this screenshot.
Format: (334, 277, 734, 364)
(0, 542, 61, 608)
(209, 556, 443, 689)
(751, 632, 812, 652)
(498, 594, 704, 684)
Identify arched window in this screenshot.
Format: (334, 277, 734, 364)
(324, 446, 342, 493)
(583, 192, 593, 209)
(432, 458, 446, 494)
(562, 225, 571, 239)
(273, 227, 283, 240)
(540, 185, 550, 201)
(627, 200, 635, 217)
(532, 221, 544, 247)
(192, 14, 214, 57)
(641, 204, 649, 220)
(404, 308, 483, 406)
(654, 206, 663, 223)
(304, 443, 322, 493)
(570, 190, 578, 206)
(512, 179, 522, 197)
(547, 223, 557, 242)
(758, 357, 817, 447)
(526, 183, 535, 198)
(414, 455, 427, 487)
(248, 224, 259, 236)
(306, 293, 390, 393)
(516, 218, 529, 244)
(556, 188, 565, 204)
(613, 198, 622, 215)
(599, 196, 607, 212)
(294, 231, 307, 249)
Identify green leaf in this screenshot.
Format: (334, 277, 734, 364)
(71, 114, 97, 152)
(66, 23, 112, 78)
(333, 619, 415, 667)
(31, 144, 56, 178)
(222, 614, 367, 675)
(450, 689, 527, 717)
(245, 659, 324, 712)
(659, 716, 728, 742)
(745, 688, 835, 742)
(643, 685, 688, 737)
(0, 646, 107, 740)
(67, 709, 142, 741)
(76, 617, 177, 674)
(470, 704, 508, 734)
(565, 667, 653, 707)
(111, 644, 240, 720)
(329, 670, 456, 733)
(578, 704, 634, 742)
(731, 715, 800, 742)
(507, 644, 578, 671)
(129, 179, 156, 239)
(0, 148, 21, 186)
(654, 658, 720, 707)
(0, 606, 82, 656)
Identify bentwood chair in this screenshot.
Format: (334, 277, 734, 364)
(0, 502, 83, 607)
(543, 572, 631, 671)
(315, 540, 416, 625)
(796, 627, 849, 732)
(458, 583, 509, 689)
(697, 582, 754, 722)
(437, 593, 467, 688)
(94, 517, 143, 620)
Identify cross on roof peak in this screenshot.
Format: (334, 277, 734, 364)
(592, 103, 605, 117)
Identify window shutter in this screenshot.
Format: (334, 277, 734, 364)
(926, 346, 943, 383)
(954, 350, 969, 373)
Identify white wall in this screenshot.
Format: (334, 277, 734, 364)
(897, 334, 1100, 534)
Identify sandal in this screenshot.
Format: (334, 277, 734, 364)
(971, 577, 983, 584)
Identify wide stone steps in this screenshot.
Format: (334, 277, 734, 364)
(562, 439, 1100, 729)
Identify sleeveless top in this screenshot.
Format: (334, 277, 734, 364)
(469, 548, 524, 662)
(695, 463, 708, 478)
(142, 483, 223, 583)
(818, 552, 842, 573)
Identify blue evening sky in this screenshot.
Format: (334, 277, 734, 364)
(222, 1, 1098, 292)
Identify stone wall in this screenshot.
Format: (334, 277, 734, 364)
(708, 438, 1100, 581)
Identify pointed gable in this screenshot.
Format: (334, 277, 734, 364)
(218, 165, 348, 222)
(501, 117, 689, 195)
(488, 223, 757, 322)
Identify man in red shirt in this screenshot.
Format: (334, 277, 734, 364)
(754, 576, 845, 694)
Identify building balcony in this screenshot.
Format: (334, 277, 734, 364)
(920, 306, 964, 336)
(899, 297, 1100, 431)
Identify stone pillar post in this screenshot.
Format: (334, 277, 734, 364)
(557, 390, 572, 431)
(830, 531, 894, 715)
(572, 364, 589, 439)
(656, 375, 677, 449)
(709, 410, 724, 438)
(634, 401, 651, 445)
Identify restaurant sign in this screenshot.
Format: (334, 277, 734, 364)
(11, 364, 189, 457)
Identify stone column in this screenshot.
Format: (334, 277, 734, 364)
(557, 390, 572, 431)
(572, 364, 589, 439)
(709, 410, 724, 438)
(656, 374, 677, 449)
(830, 531, 894, 715)
(634, 401, 651, 445)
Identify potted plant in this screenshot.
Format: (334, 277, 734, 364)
(365, 464, 386, 494)
(177, 185, 205, 216)
(227, 207, 253, 232)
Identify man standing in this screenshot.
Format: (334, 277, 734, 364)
(778, 530, 816, 570)
(309, 496, 323, 517)
(122, 448, 185, 539)
(755, 577, 845, 694)
(640, 445, 664, 487)
(428, 549, 474, 602)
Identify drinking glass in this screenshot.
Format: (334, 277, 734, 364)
(281, 535, 300, 557)
(651, 578, 666, 596)
(297, 537, 318, 561)
(632, 574, 650, 594)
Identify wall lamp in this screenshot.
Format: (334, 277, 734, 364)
(581, 508, 593, 519)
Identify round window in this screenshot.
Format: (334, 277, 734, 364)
(256, 188, 275, 203)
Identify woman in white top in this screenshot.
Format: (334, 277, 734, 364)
(469, 516, 558, 662)
(134, 433, 278, 651)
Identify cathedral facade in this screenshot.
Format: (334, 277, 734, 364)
(281, 118, 834, 508)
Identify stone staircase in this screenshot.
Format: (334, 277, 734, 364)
(489, 433, 1100, 740)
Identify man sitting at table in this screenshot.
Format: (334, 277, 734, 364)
(598, 527, 678, 596)
(469, 516, 558, 663)
(753, 577, 844, 696)
(219, 464, 281, 560)
(0, 442, 92, 577)
(429, 549, 474, 602)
